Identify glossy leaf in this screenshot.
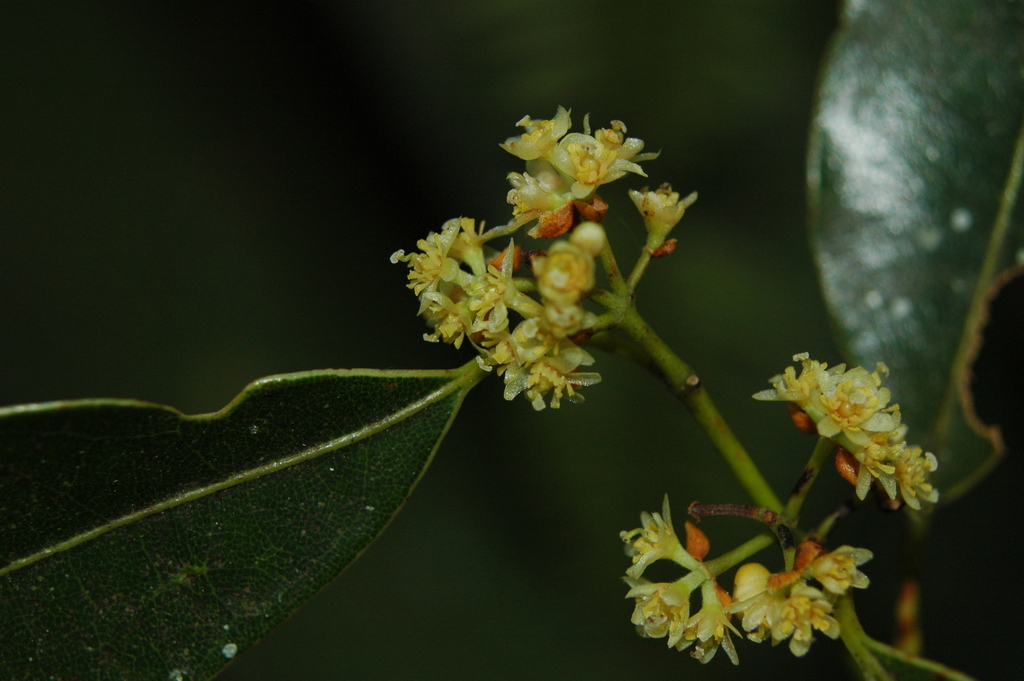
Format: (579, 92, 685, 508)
(0, 362, 485, 680)
(808, 0, 1024, 497)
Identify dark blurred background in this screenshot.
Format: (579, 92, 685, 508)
(1, 2, 1019, 679)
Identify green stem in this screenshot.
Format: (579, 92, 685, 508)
(835, 594, 895, 681)
(626, 245, 654, 291)
(616, 307, 782, 511)
(811, 497, 858, 542)
(598, 239, 630, 297)
(703, 532, 774, 577)
(783, 437, 836, 522)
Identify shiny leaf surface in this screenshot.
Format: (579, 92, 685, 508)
(0, 363, 483, 680)
(808, 0, 1024, 496)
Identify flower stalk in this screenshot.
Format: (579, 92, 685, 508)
(615, 307, 782, 512)
(784, 437, 837, 522)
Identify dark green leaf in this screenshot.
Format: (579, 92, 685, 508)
(0, 362, 484, 680)
(807, 0, 1024, 498)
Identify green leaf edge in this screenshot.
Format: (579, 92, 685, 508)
(0, 360, 489, 579)
(939, 115, 1024, 502)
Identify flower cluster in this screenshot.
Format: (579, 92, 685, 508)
(725, 542, 872, 657)
(393, 108, 690, 410)
(754, 353, 939, 509)
(620, 498, 741, 665)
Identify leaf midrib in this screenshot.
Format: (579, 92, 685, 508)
(0, 363, 485, 578)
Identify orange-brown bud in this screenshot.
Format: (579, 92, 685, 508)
(787, 402, 819, 435)
(572, 195, 609, 223)
(685, 521, 711, 561)
(793, 540, 825, 572)
(767, 569, 800, 591)
(528, 202, 576, 239)
(648, 238, 678, 258)
(834, 447, 860, 486)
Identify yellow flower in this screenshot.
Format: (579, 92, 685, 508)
(624, 578, 695, 648)
(549, 117, 656, 200)
(499, 106, 572, 161)
(679, 581, 740, 664)
(466, 243, 531, 337)
(390, 217, 467, 312)
(754, 355, 904, 453)
(893, 445, 939, 510)
(501, 342, 599, 410)
(853, 434, 900, 500)
(808, 546, 872, 595)
(620, 495, 700, 578)
(629, 184, 698, 237)
(419, 291, 470, 348)
(815, 364, 900, 447)
(771, 583, 841, 657)
(505, 170, 569, 229)
(753, 352, 842, 407)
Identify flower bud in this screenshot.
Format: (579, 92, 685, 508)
(629, 184, 697, 237)
(569, 221, 607, 257)
(732, 563, 770, 602)
(533, 241, 595, 306)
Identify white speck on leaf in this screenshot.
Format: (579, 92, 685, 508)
(249, 425, 259, 435)
(864, 290, 883, 309)
(950, 207, 973, 232)
(365, 505, 375, 512)
(222, 643, 238, 659)
(891, 297, 913, 319)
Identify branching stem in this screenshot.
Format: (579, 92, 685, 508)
(614, 307, 782, 511)
(783, 437, 836, 522)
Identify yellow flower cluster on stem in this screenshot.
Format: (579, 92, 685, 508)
(754, 353, 939, 509)
(723, 542, 873, 658)
(620, 498, 742, 665)
(393, 107, 693, 411)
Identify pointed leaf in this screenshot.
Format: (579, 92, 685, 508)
(0, 362, 485, 680)
(807, 0, 1024, 499)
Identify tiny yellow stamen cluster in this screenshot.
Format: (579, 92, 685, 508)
(753, 353, 939, 508)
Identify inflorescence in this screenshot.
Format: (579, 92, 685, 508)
(392, 107, 692, 409)
(754, 352, 939, 509)
(621, 497, 874, 665)
(393, 110, 941, 668)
